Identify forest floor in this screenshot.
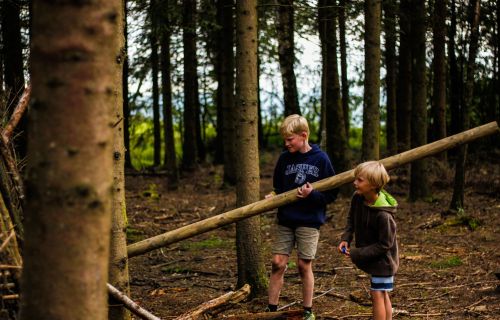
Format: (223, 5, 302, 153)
(126, 149, 500, 320)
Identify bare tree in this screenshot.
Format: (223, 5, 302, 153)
(383, 0, 397, 156)
(235, 0, 267, 296)
(20, 1, 119, 318)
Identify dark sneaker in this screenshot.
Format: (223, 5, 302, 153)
(304, 310, 315, 320)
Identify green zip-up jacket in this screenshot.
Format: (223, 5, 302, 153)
(340, 190, 399, 276)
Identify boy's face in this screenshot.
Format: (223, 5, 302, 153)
(284, 132, 308, 153)
(353, 175, 377, 197)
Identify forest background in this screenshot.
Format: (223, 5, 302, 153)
(0, 0, 499, 319)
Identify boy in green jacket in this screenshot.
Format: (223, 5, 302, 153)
(338, 161, 399, 320)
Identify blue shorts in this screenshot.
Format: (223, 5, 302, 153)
(370, 276, 394, 291)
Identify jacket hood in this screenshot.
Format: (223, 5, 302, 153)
(369, 189, 397, 214)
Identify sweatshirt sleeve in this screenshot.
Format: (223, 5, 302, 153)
(340, 196, 355, 244)
(350, 212, 397, 263)
(307, 155, 338, 205)
(273, 155, 284, 194)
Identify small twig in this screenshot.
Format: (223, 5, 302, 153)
(107, 283, 162, 320)
(278, 275, 337, 310)
(0, 230, 15, 253)
(1, 294, 19, 300)
(0, 265, 22, 270)
(2, 84, 31, 143)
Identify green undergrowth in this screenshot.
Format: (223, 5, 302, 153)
(430, 256, 463, 269)
(126, 227, 145, 243)
(181, 235, 234, 251)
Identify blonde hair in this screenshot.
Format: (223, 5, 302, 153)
(354, 161, 390, 191)
(279, 114, 309, 139)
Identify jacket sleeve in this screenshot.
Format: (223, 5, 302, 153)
(340, 197, 356, 244)
(273, 155, 284, 194)
(350, 212, 397, 263)
(307, 156, 338, 205)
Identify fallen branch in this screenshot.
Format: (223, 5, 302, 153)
(106, 283, 161, 320)
(2, 84, 31, 143)
(222, 309, 303, 320)
(175, 284, 251, 320)
(0, 230, 15, 253)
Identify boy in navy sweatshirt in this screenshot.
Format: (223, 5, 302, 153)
(266, 114, 338, 320)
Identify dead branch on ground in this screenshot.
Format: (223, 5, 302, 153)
(107, 283, 161, 320)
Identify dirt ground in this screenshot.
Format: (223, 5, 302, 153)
(126, 150, 500, 319)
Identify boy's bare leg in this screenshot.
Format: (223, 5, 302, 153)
(384, 291, 392, 320)
(269, 254, 289, 306)
(298, 258, 314, 307)
(371, 291, 386, 320)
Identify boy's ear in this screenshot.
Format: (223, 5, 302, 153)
(300, 131, 308, 139)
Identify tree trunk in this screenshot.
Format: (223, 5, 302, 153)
(235, 0, 267, 296)
(362, 0, 381, 160)
(383, 0, 397, 156)
(21, 1, 118, 318)
(216, 0, 237, 185)
(123, 0, 132, 169)
(397, 0, 412, 153)
(150, 0, 161, 167)
(109, 2, 131, 320)
(339, 0, 350, 138)
(448, 0, 461, 136)
(319, 0, 350, 173)
(276, 0, 300, 116)
(449, 0, 481, 212)
(409, 0, 429, 201)
(431, 0, 447, 161)
(161, 0, 179, 189)
(182, 0, 199, 170)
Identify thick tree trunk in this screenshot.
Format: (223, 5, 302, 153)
(276, 0, 300, 116)
(182, 0, 199, 170)
(448, 0, 461, 136)
(362, 0, 381, 160)
(339, 0, 350, 138)
(383, 0, 397, 156)
(319, 0, 350, 172)
(161, 0, 179, 189)
(150, 0, 161, 167)
(397, 0, 412, 153)
(109, 3, 131, 320)
(431, 0, 447, 161)
(409, 0, 430, 201)
(123, 0, 132, 169)
(449, 0, 481, 212)
(126, 122, 499, 258)
(217, 0, 237, 185)
(235, 0, 267, 296)
(21, 1, 118, 318)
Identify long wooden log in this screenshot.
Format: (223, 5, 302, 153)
(127, 121, 499, 258)
(2, 84, 31, 143)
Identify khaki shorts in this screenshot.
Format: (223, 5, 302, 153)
(272, 224, 320, 260)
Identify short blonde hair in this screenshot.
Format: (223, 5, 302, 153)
(354, 161, 390, 191)
(279, 114, 309, 139)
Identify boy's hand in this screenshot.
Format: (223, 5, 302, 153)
(297, 182, 313, 198)
(338, 241, 350, 256)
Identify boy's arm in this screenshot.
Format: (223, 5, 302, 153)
(350, 213, 397, 262)
(340, 197, 355, 244)
(306, 157, 338, 204)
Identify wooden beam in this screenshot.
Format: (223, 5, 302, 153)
(127, 121, 499, 258)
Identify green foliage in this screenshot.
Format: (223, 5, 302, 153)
(287, 261, 297, 269)
(142, 183, 160, 200)
(444, 210, 482, 231)
(430, 256, 463, 269)
(181, 235, 234, 251)
(161, 266, 191, 274)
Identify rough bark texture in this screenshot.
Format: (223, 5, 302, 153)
(109, 2, 131, 319)
(216, 0, 236, 185)
(448, 0, 461, 138)
(319, 0, 350, 173)
(409, 0, 430, 201)
(432, 0, 447, 158)
(276, 0, 300, 116)
(235, 0, 267, 296)
(150, 0, 161, 167)
(160, 0, 179, 189)
(182, 0, 199, 170)
(339, 0, 350, 138)
(450, 0, 481, 211)
(362, 0, 381, 161)
(383, 0, 397, 156)
(397, 0, 412, 153)
(21, 1, 118, 318)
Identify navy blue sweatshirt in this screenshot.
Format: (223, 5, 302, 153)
(273, 144, 338, 229)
